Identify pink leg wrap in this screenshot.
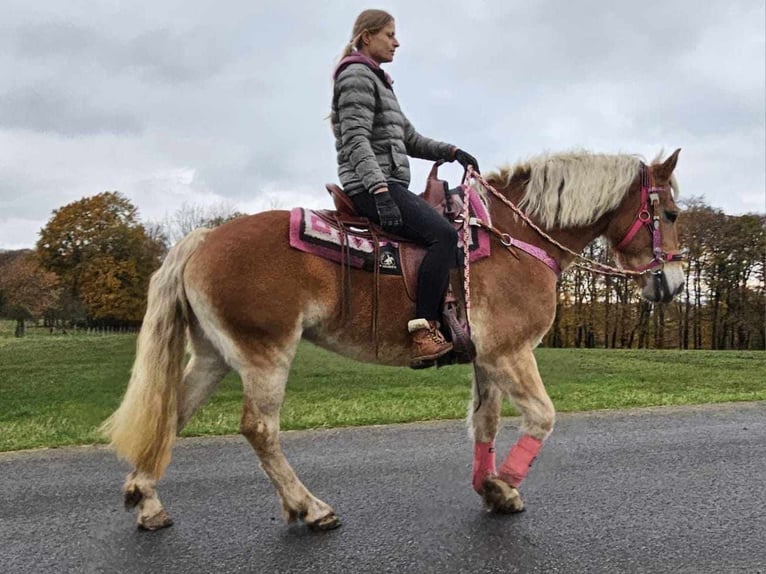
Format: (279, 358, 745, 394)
(472, 442, 496, 492)
(498, 435, 542, 488)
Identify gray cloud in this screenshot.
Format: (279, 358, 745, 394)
(9, 21, 102, 60)
(0, 87, 143, 136)
(4, 20, 232, 85)
(125, 28, 234, 84)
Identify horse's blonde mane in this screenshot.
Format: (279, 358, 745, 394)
(487, 151, 667, 228)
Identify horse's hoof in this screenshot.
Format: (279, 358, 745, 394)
(481, 476, 525, 514)
(124, 486, 144, 510)
(308, 513, 342, 531)
(137, 510, 174, 531)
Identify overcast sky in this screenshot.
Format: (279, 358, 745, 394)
(0, 0, 763, 249)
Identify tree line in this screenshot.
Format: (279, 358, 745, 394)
(1, 192, 763, 348)
(544, 198, 764, 350)
(0, 192, 243, 336)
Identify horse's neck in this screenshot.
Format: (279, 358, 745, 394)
(488, 180, 606, 270)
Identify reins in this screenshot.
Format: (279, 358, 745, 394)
(458, 179, 473, 323)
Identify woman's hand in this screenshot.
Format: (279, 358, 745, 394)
(454, 149, 480, 174)
(373, 188, 403, 229)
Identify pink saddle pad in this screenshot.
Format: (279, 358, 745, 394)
(288, 188, 491, 274)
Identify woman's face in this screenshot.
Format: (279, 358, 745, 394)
(361, 21, 399, 64)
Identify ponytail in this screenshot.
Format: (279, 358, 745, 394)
(341, 43, 354, 58)
(341, 31, 364, 58)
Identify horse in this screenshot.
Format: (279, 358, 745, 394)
(101, 149, 685, 531)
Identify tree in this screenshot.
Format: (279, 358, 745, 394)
(0, 252, 60, 336)
(78, 255, 145, 322)
(162, 202, 246, 244)
(677, 198, 721, 348)
(674, 200, 765, 350)
(712, 213, 765, 349)
(36, 192, 166, 325)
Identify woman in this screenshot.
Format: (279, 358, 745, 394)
(332, 8, 479, 369)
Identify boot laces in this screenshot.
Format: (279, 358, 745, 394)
(428, 326, 445, 343)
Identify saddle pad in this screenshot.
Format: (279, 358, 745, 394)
(288, 187, 491, 274)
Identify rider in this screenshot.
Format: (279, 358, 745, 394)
(332, 9, 480, 368)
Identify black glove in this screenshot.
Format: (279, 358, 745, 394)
(454, 149, 480, 174)
(374, 190, 403, 229)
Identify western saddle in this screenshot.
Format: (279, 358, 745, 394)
(321, 162, 476, 365)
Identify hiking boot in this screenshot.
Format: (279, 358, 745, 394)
(408, 318, 453, 369)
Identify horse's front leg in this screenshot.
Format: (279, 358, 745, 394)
(473, 348, 555, 513)
(468, 363, 502, 492)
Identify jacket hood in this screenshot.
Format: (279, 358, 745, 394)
(332, 53, 393, 87)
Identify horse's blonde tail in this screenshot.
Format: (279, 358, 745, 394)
(100, 228, 210, 480)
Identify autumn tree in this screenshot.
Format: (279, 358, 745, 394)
(0, 251, 60, 336)
(36, 192, 166, 325)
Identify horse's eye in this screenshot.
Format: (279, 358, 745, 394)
(664, 210, 679, 223)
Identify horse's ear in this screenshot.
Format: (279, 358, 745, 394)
(656, 148, 681, 181)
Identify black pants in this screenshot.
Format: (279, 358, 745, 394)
(350, 181, 458, 322)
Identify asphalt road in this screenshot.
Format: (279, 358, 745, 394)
(1, 402, 764, 574)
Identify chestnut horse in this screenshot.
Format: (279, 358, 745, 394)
(102, 149, 684, 531)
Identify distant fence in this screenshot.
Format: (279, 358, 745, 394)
(48, 325, 141, 336)
(0, 322, 142, 337)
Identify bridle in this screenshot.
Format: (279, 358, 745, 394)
(613, 163, 684, 273)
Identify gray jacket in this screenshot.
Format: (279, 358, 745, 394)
(332, 62, 455, 196)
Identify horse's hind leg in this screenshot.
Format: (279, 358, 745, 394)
(177, 321, 232, 430)
(122, 470, 173, 530)
(474, 349, 555, 514)
(124, 322, 231, 530)
(239, 344, 340, 531)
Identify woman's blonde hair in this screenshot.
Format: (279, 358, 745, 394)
(342, 9, 394, 57)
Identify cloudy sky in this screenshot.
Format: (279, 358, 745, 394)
(0, 0, 763, 249)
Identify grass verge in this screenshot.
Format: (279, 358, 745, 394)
(0, 334, 763, 451)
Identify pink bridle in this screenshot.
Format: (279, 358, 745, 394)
(614, 164, 683, 273)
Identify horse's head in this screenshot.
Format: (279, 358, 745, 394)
(608, 149, 684, 303)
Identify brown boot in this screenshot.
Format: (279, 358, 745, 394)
(408, 318, 453, 369)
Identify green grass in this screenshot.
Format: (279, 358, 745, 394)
(0, 330, 763, 452)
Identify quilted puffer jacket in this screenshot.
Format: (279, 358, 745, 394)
(332, 56, 455, 196)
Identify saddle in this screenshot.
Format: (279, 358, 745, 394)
(319, 163, 476, 364)
(320, 162, 465, 295)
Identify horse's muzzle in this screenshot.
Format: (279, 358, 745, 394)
(640, 264, 684, 303)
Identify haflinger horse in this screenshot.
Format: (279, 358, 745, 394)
(102, 149, 684, 531)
